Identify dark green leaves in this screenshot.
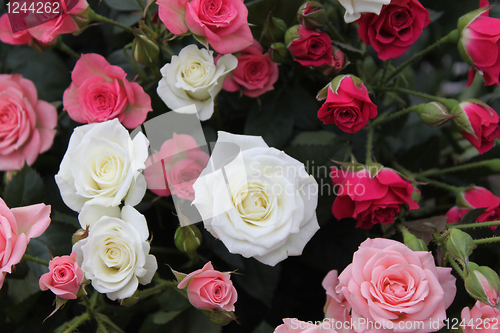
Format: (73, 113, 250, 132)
(4, 166, 44, 208)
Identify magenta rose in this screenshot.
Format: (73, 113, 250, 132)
(274, 318, 339, 332)
(0, 198, 51, 288)
(337, 238, 457, 333)
(331, 166, 419, 229)
(177, 261, 237, 311)
(0, 74, 57, 171)
(287, 26, 333, 67)
(144, 133, 209, 200)
(39, 252, 84, 300)
(322, 270, 355, 333)
(63, 53, 152, 129)
(461, 301, 500, 333)
(317, 75, 378, 133)
(222, 40, 279, 98)
(357, 0, 430, 60)
(156, 0, 253, 54)
(445, 187, 500, 230)
(450, 100, 500, 154)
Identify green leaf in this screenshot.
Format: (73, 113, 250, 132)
(459, 208, 487, 225)
(153, 311, 182, 325)
(51, 210, 79, 228)
(292, 131, 336, 146)
(4, 166, 44, 208)
(104, 0, 142, 11)
(6, 271, 41, 304)
(403, 216, 448, 245)
(158, 288, 191, 312)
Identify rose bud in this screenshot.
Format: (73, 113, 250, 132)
(39, 253, 84, 300)
(446, 228, 475, 268)
(286, 25, 334, 67)
(284, 25, 301, 47)
(450, 100, 500, 154)
(400, 226, 428, 252)
(297, 1, 327, 29)
(465, 262, 500, 307)
(269, 42, 289, 63)
(457, 2, 500, 86)
(416, 102, 456, 127)
(263, 16, 287, 42)
(174, 224, 203, 253)
(71, 227, 89, 245)
(132, 29, 160, 67)
(317, 46, 348, 75)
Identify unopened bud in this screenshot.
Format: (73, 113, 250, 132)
(268, 42, 288, 63)
(465, 263, 500, 307)
(132, 29, 160, 67)
(298, 1, 327, 29)
(400, 226, 428, 251)
(72, 227, 89, 245)
(263, 17, 287, 42)
(174, 225, 202, 253)
(317, 47, 348, 75)
(284, 25, 301, 47)
(202, 309, 237, 326)
(446, 228, 475, 268)
(416, 102, 455, 127)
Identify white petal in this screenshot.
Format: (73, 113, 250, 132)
(121, 205, 149, 241)
(78, 204, 120, 230)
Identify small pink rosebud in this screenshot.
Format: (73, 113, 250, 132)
(298, 1, 327, 29)
(465, 262, 500, 308)
(39, 252, 84, 300)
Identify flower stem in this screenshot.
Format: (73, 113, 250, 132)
(385, 29, 460, 83)
(22, 254, 49, 266)
(448, 220, 500, 230)
(415, 175, 463, 194)
(55, 40, 80, 59)
(365, 125, 374, 164)
(60, 312, 91, 333)
(447, 254, 467, 280)
(419, 160, 493, 177)
(372, 105, 418, 127)
(90, 11, 134, 33)
(325, 21, 347, 43)
(474, 236, 500, 245)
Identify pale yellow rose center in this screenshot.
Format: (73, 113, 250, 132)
(181, 60, 208, 86)
(233, 182, 274, 225)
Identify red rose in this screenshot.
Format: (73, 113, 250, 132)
(317, 75, 377, 133)
(446, 187, 500, 231)
(357, 0, 430, 60)
(287, 26, 333, 67)
(331, 166, 419, 229)
(450, 100, 500, 154)
(222, 40, 279, 98)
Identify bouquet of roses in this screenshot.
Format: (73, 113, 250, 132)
(0, 0, 500, 332)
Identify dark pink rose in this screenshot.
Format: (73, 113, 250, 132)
(331, 166, 419, 229)
(156, 0, 253, 54)
(63, 54, 152, 129)
(337, 238, 456, 333)
(39, 252, 84, 299)
(177, 261, 237, 311)
(222, 40, 279, 98)
(288, 26, 333, 67)
(0, 198, 51, 288)
(0, 74, 57, 171)
(357, 0, 430, 60)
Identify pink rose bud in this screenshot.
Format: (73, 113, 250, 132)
(174, 225, 203, 254)
(457, 3, 500, 86)
(446, 228, 475, 268)
(177, 262, 238, 313)
(317, 47, 348, 76)
(450, 100, 500, 154)
(286, 25, 334, 67)
(461, 301, 500, 333)
(465, 262, 500, 308)
(132, 28, 160, 67)
(298, 1, 327, 29)
(263, 16, 287, 42)
(39, 252, 84, 300)
(316, 75, 377, 133)
(416, 102, 456, 127)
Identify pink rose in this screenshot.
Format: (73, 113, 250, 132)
(337, 238, 457, 333)
(63, 53, 152, 129)
(144, 133, 209, 200)
(317, 75, 377, 133)
(357, 0, 430, 60)
(274, 318, 338, 332)
(0, 13, 33, 45)
(445, 187, 500, 230)
(450, 101, 500, 154)
(177, 261, 237, 311)
(461, 301, 500, 333)
(222, 40, 279, 98)
(0, 198, 51, 288)
(322, 270, 355, 333)
(0, 74, 57, 171)
(288, 26, 333, 67)
(156, 0, 253, 54)
(39, 252, 84, 300)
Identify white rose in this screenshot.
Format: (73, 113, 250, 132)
(73, 205, 158, 300)
(55, 119, 149, 212)
(339, 0, 391, 23)
(157, 44, 237, 121)
(192, 132, 320, 266)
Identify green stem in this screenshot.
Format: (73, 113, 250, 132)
(60, 312, 91, 333)
(123, 47, 149, 82)
(365, 125, 374, 164)
(56, 41, 80, 59)
(372, 105, 418, 127)
(325, 21, 347, 43)
(385, 29, 459, 83)
(415, 175, 463, 194)
(137, 280, 178, 299)
(392, 87, 455, 106)
(449, 220, 500, 230)
(447, 254, 467, 280)
(90, 11, 134, 33)
(474, 236, 500, 245)
(419, 160, 493, 177)
(22, 254, 49, 266)
(375, 60, 390, 90)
